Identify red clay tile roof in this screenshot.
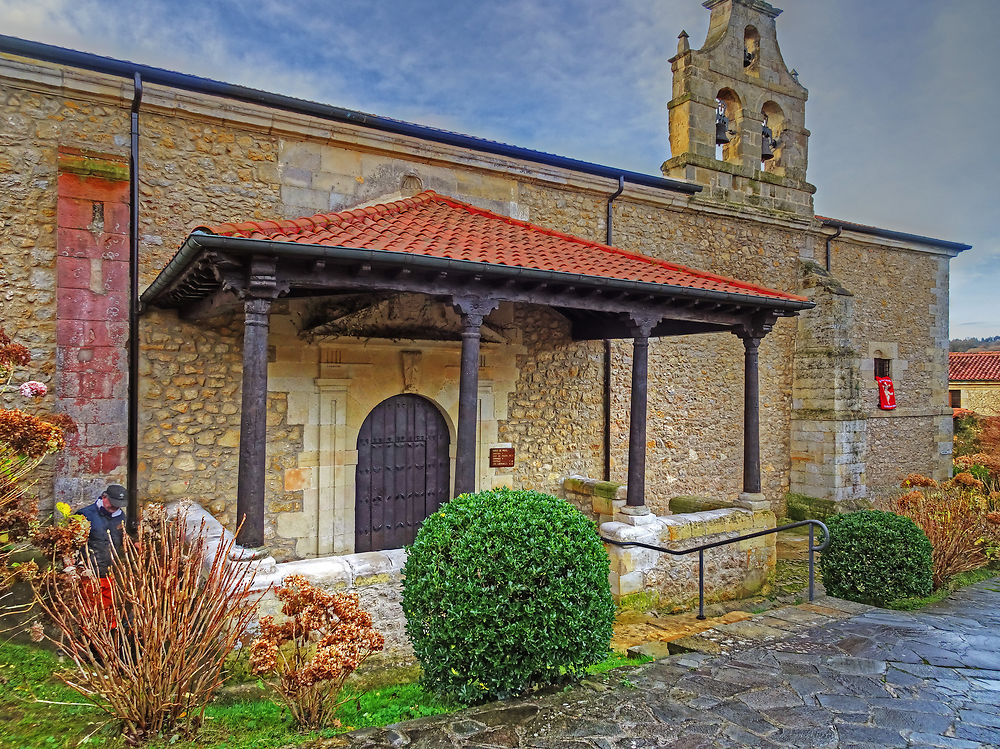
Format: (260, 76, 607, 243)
(207, 191, 806, 303)
(950, 352, 1000, 382)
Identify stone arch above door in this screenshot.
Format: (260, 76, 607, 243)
(355, 394, 451, 552)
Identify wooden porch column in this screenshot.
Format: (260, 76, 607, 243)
(452, 297, 498, 497)
(236, 259, 279, 547)
(735, 314, 776, 510)
(740, 333, 762, 495)
(626, 315, 659, 509)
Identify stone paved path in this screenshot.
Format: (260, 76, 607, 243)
(321, 580, 1000, 748)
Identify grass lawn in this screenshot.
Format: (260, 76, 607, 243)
(0, 643, 650, 749)
(888, 567, 998, 610)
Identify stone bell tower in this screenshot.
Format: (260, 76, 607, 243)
(663, 0, 814, 215)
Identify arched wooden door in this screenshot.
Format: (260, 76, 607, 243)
(355, 394, 451, 552)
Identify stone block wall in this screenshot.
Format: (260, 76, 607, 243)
(561, 474, 626, 521)
(829, 236, 954, 490)
(602, 507, 776, 611)
(519, 183, 804, 512)
(789, 262, 867, 503)
(951, 384, 1000, 417)
(172, 501, 412, 656)
(562, 476, 774, 610)
(500, 305, 605, 493)
(52, 149, 130, 503)
(253, 549, 412, 657)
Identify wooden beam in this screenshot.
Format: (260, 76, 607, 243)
(235, 257, 280, 548)
(179, 289, 242, 321)
(278, 266, 754, 326)
(236, 294, 271, 547)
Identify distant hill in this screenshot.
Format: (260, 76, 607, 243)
(951, 335, 1000, 352)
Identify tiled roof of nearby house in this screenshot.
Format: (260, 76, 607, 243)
(208, 191, 807, 303)
(950, 352, 1000, 382)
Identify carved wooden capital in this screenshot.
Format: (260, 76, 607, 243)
(452, 296, 499, 328)
(628, 311, 661, 339)
(733, 311, 778, 344)
(238, 256, 289, 300)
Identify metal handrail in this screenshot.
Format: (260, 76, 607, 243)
(601, 519, 830, 620)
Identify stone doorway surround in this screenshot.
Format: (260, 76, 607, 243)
(270, 322, 522, 558)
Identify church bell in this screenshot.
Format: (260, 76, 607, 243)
(715, 99, 729, 146)
(761, 124, 777, 161)
(715, 110, 731, 145)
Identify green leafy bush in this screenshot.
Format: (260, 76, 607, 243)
(402, 488, 614, 703)
(820, 510, 933, 606)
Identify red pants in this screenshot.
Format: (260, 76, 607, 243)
(83, 577, 117, 629)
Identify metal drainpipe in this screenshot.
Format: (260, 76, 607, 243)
(126, 72, 142, 535)
(825, 224, 842, 272)
(603, 176, 624, 482)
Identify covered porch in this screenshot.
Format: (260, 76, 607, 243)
(141, 190, 813, 550)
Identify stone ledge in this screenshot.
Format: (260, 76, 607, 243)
(601, 506, 777, 609)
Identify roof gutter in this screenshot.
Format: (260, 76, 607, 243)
(126, 72, 142, 536)
(141, 233, 814, 313)
(819, 218, 971, 253)
(0, 34, 702, 196)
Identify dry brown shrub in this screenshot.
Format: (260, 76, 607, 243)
(950, 472, 986, 491)
(0, 325, 78, 615)
(36, 512, 263, 746)
(885, 486, 999, 588)
(249, 574, 385, 730)
(979, 416, 1000, 455)
(896, 490, 924, 511)
(901, 473, 938, 488)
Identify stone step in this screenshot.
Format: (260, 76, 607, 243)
(619, 610, 754, 658)
(628, 595, 872, 658)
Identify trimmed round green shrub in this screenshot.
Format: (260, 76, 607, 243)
(820, 510, 933, 606)
(402, 488, 614, 703)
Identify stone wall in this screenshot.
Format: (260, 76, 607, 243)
(516, 183, 804, 513)
(789, 262, 867, 503)
(561, 475, 625, 521)
(829, 236, 954, 490)
(951, 384, 1000, 417)
(563, 476, 775, 611)
(254, 550, 412, 657)
(0, 56, 959, 547)
(172, 501, 412, 656)
(0, 61, 283, 510)
(602, 506, 776, 610)
(500, 305, 604, 493)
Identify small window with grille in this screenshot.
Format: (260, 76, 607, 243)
(874, 358, 891, 379)
(949, 389, 962, 408)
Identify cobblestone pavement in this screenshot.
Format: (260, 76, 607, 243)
(320, 580, 1000, 748)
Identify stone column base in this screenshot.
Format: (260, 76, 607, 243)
(735, 492, 772, 512)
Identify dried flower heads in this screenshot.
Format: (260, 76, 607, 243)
(249, 574, 384, 729)
(901, 473, 938, 489)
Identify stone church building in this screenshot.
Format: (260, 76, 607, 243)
(1, 0, 968, 569)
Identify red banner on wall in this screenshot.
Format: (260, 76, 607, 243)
(876, 377, 897, 410)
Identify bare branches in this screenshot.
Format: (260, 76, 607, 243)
(35, 510, 264, 745)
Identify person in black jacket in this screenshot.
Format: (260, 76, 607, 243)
(74, 484, 127, 629)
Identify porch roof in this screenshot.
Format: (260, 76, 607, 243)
(205, 191, 806, 303)
(141, 190, 812, 339)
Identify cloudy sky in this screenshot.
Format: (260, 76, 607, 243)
(2, 0, 996, 337)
